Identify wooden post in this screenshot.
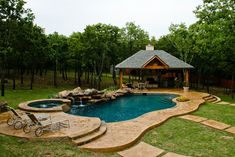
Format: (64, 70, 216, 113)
(119, 69, 123, 89)
(185, 69, 189, 86)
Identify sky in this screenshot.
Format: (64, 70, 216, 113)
(25, 0, 203, 39)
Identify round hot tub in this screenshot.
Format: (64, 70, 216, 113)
(18, 99, 71, 112)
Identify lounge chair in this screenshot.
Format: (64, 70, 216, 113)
(7, 107, 29, 129)
(24, 113, 70, 137)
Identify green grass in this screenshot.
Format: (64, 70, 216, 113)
(0, 85, 75, 108)
(192, 102, 235, 125)
(0, 135, 119, 157)
(143, 118, 235, 157)
(1, 86, 235, 156)
(218, 95, 235, 103)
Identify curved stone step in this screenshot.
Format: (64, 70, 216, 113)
(203, 95, 221, 104)
(213, 95, 221, 103)
(73, 122, 107, 146)
(207, 97, 217, 103)
(204, 96, 213, 101)
(69, 120, 102, 139)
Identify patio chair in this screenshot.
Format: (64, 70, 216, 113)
(24, 113, 70, 137)
(7, 107, 29, 129)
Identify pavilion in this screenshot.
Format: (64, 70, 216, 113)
(115, 45, 194, 89)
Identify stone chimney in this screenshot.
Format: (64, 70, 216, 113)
(146, 44, 154, 51)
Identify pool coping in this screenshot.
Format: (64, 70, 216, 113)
(18, 99, 71, 112)
(80, 90, 209, 152)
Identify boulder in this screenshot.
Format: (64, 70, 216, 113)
(58, 90, 72, 98)
(71, 87, 84, 96)
(104, 92, 115, 99)
(84, 88, 98, 96)
(88, 99, 104, 104)
(92, 94, 103, 99)
(116, 89, 128, 94)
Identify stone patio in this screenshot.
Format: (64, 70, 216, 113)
(0, 111, 101, 139)
(225, 127, 235, 134)
(179, 114, 207, 122)
(118, 142, 164, 157)
(201, 120, 231, 130)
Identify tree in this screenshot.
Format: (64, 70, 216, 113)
(47, 32, 68, 87)
(193, 0, 235, 93)
(68, 32, 83, 85)
(0, 0, 34, 96)
(123, 22, 149, 57)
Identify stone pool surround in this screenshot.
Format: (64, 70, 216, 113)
(18, 99, 71, 112)
(0, 89, 209, 152)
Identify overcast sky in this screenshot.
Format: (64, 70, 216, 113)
(25, 0, 203, 39)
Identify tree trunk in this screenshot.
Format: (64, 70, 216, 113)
(20, 68, 24, 85)
(206, 77, 210, 93)
(1, 68, 5, 96)
(112, 64, 117, 86)
(30, 68, 34, 90)
(231, 74, 234, 99)
(12, 68, 16, 90)
(87, 70, 90, 84)
(74, 67, 77, 85)
(54, 61, 57, 87)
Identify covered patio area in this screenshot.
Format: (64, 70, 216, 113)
(115, 45, 194, 89)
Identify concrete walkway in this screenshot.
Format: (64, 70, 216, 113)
(179, 114, 235, 134)
(118, 142, 189, 157)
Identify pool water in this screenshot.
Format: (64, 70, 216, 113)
(67, 94, 177, 122)
(28, 100, 63, 108)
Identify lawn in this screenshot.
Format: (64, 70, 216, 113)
(0, 85, 75, 108)
(143, 118, 235, 157)
(0, 87, 235, 157)
(0, 135, 119, 157)
(218, 95, 235, 104)
(192, 102, 235, 125)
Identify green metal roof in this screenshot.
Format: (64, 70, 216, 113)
(115, 50, 194, 69)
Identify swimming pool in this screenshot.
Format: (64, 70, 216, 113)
(28, 100, 63, 108)
(67, 93, 177, 122)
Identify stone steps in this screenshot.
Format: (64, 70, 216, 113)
(68, 120, 102, 139)
(203, 94, 221, 104)
(72, 121, 107, 146)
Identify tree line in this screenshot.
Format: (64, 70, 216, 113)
(0, 0, 234, 96)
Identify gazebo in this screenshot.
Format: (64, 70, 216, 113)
(115, 45, 194, 89)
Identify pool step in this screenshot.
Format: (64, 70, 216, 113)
(69, 120, 102, 139)
(72, 121, 107, 146)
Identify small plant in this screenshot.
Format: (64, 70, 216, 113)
(176, 96, 190, 102)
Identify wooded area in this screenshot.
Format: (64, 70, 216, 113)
(0, 0, 234, 96)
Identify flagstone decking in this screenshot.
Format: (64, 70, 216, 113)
(179, 114, 207, 122)
(0, 89, 209, 152)
(0, 111, 101, 140)
(179, 114, 235, 135)
(201, 119, 231, 130)
(118, 142, 164, 157)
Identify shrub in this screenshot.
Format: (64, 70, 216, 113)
(176, 96, 190, 102)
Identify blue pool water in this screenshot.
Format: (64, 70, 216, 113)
(28, 100, 63, 108)
(67, 94, 177, 122)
